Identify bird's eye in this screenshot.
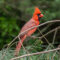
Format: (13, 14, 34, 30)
(37, 14, 40, 16)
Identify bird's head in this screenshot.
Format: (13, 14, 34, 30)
(33, 7, 43, 21)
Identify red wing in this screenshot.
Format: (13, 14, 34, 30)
(20, 19, 36, 35)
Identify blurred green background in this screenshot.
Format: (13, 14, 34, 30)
(0, 0, 60, 49)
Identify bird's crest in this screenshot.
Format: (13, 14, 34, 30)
(33, 7, 41, 16)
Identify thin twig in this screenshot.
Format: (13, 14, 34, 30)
(37, 28, 50, 45)
(39, 23, 52, 34)
(52, 28, 58, 44)
(10, 48, 60, 60)
(39, 26, 60, 40)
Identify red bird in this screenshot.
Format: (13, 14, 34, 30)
(15, 7, 43, 56)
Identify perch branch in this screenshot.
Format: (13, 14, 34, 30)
(11, 47, 60, 60)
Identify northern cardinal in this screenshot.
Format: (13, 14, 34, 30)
(15, 7, 43, 56)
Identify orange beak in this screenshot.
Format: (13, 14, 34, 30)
(39, 14, 43, 18)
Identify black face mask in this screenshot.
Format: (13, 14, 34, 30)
(37, 14, 41, 21)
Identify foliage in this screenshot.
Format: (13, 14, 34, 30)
(0, 45, 60, 60)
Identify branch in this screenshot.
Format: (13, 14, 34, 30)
(19, 20, 60, 36)
(10, 48, 60, 60)
(9, 20, 60, 45)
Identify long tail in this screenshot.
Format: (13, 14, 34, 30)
(14, 35, 26, 56)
